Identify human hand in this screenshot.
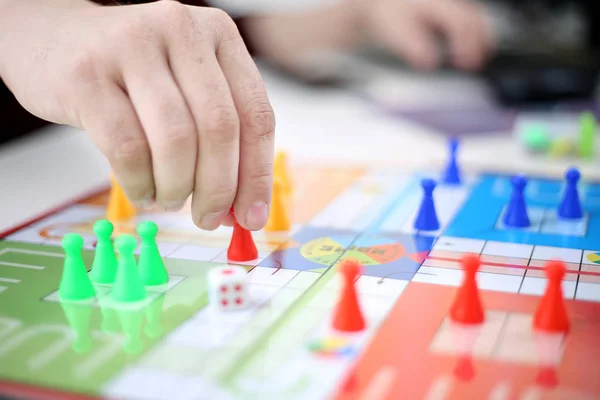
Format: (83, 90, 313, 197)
(353, 0, 492, 70)
(0, 0, 275, 231)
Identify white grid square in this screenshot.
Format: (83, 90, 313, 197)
(413, 266, 522, 293)
(531, 246, 582, 263)
(482, 241, 534, 259)
(575, 282, 600, 302)
(495, 207, 545, 232)
(245, 267, 298, 287)
(540, 213, 589, 237)
(432, 237, 486, 254)
(518, 277, 577, 299)
(286, 271, 321, 289)
(356, 275, 408, 298)
(169, 245, 225, 262)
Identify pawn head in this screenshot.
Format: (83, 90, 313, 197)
(461, 254, 481, 275)
(565, 167, 580, 183)
(421, 178, 436, 193)
(339, 259, 361, 278)
(115, 234, 137, 254)
(62, 233, 84, 252)
(93, 219, 114, 237)
(511, 175, 527, 190)
(545, 260, 566, 281)
(449, 137, 459, 153)
(137, 221, 158, 239)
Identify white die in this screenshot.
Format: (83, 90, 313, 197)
(208, 266, 249, 311)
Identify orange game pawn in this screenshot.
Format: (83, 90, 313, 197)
(533, 261, 570, 333)
(450, 255, 485, 324)
(106, 174, 136, 223)
(332, 260, 365, 332)
(227, 208, 258, 262)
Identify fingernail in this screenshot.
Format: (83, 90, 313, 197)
(164, 201, 185, 212)
(199, 210, 227, 230)
(245, 202, 268, 230)
(135, 196, 154, 209)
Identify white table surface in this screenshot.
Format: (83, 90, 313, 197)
(1, 66, 598, 233)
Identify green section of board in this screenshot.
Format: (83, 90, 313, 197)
(0, 239, 227, 396)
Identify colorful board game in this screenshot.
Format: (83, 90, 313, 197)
(0, 155, 599, 400)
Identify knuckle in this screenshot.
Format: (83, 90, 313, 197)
(207, 8, 239, 41)
(106, 18, 149, 45)
(110, 136, 149, 165)
(249, 163, 273, 187)
(156, 0, 190, 26)
(162, 124, 195, 151)
(69, 53, 98, 84)
(207, 184, 237, 208)
(203, 106, 239, 144)
(243, 101, 275, 143)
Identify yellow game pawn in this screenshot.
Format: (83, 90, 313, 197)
(274, 151, 292, 197)
(106, 174, 136, 223)
(265, 178, 291, 232)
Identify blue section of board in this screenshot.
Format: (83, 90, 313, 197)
(348, 232, 435, 280)
(444, 174, 600, 249)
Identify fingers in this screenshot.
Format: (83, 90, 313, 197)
(164, 6, 241, 230)
(215, 13, 276, 231)
(374, 7, 441, 70)
(119, 38, 198, 211)
(421, 1, 490, 70)
(77, 80, 155, 205)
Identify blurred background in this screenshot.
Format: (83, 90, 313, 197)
(1, 0, 599, 230)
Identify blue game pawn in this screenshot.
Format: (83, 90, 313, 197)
(503, 175, 530, 228)
(443, 137, 461, 185)
(558, 167, 583, 219)
(414, 179, 440, 231)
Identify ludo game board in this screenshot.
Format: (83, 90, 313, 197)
(0, 147, 598, 400)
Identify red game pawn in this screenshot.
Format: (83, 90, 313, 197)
(533, 261, 570, 333)
(227, 208, 258, 262)
(332, 260, 366, 332)
(450, 254, 485, 324)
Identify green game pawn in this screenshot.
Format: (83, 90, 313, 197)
(137, 221, 168, 286)
(60, 302, 94, 354)
(59, 233, 95, 301)
(90, 220, 118, 284)
(579, 111, 596, 159)
(117, 308, 145, 354)
(111, 234, 146, 303)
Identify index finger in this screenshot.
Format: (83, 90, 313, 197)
(214, 15, 276, 231)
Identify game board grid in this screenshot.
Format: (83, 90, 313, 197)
(429, 311, 565, 366)
(495, 206, 589, 237)
(415, 236, 600, 302)
(213, 274, 406, 400)
(104, 268, 318, 398)
(106, 242, 407, 400)
(42, 275, 186, 309)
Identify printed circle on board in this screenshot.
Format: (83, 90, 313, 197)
(299, 234, 405, 267)
(307, 336, 357, 358)
(587, 252, 600, 265)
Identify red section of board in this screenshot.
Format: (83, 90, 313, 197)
(0, 379, 99, 400)
(335, 282, 600, 400)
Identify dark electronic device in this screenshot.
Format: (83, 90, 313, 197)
(482, 0, 600, 105)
